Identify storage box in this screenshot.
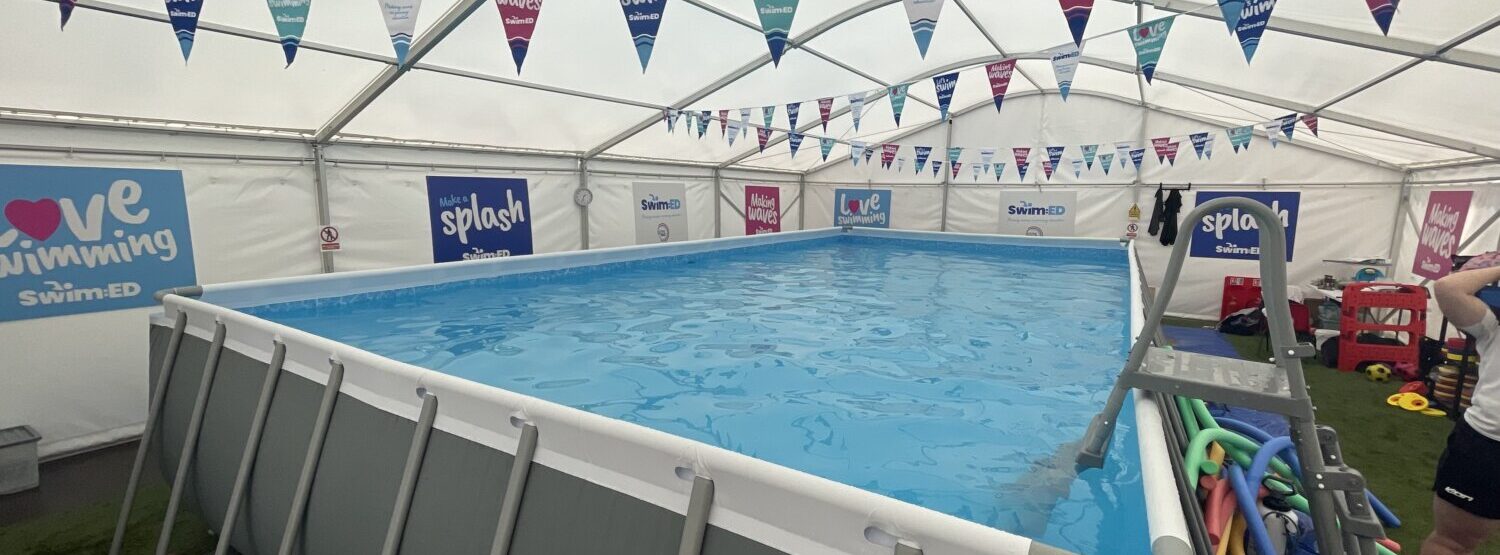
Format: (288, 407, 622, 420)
(0, 425, 41, 495)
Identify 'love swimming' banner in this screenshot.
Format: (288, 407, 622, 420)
(427, 176, 533, 263)
(1, 165, 197, 322)
(889, 84, 910, 126)
(497, 0, 542, 72)
(1129, 17, 1173, 84)
(835, 188, 891, 228)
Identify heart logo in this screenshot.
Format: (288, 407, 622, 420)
(4, 198, 63, 242)
(847, 199, 861, 214)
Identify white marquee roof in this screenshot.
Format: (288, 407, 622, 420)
(8, 0, 1499, 173)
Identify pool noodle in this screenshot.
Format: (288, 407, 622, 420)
(1226, 464, 1278, 555)
(1228, 514, 1247, 555)
(1207, 476, 1235, 545)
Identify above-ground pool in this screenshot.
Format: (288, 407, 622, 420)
(146, 228, 1187, 555)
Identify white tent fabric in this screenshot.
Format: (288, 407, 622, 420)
(3, 0, 1500, 458)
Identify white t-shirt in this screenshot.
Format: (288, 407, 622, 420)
(1459, 311, 1500, 441)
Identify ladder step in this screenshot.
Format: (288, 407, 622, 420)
(1123, 347, 1312, 419)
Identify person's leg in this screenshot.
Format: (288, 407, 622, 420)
(1423, 496, 1500, 555)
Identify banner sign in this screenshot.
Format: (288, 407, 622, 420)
(740, 107, 751, 136)
(1163, 141, 1180, 165)
(0, 165, 197, 322)
(788, 132, 803, 157)
(1278, 113, 1297, 140)
(1046, 146, 1065, 171)
(818, 97, 833, 131)
(786, 101, 801, 129)
(1235, 0, 1276, 63)
(864, 144, 876, 165)
(167, 0, 205, 61)
(1013, 147, 1031, 181)
(931, 160, 943, 178)
(632, 182, 688, 244)
(620, 0, 668, 71)
(427, 176, 533, 262)
(1190, 191, 1300, 261)
(849, 92, 865, 131)
(834, 188, 891, 228)
(754, 0, 799, 66)
(1129, 16, 1173, 83)
(881, 143, 899, 169)
(1050, 43, 1081, 100)
(267, 0, 313, 65)
(496, 0, 541, 71)
(1129, 148, 1145, 170)
(757, 126, 771, 152)
(1190, 132, 1211, 159)
(1228, 125, 1253, 152)
(986, 59, 1016, 113)
(914, 146, 932, 173)
(888, 84, 909, 126)
(1000, 191, 1077, 237)
(903, 0, 945, 58)
(994, 162, 1006, 181)
(1300, 113, 1319, 136)
(1057, 0, 1094, 47)
(1411, 190, 1473, 280)
(1115, 142, 1131, 168)
(744, 185, 781, 235)
(934, 72, 959, 120)
(1016, 160, 1030, 181)
(1152, 137, 1171, 163)
(1081, 144, 1098, 169)
(1099, 153, 1114, 174)
(819, 137, 834, 160)
(1042, 160, 1055, 180)
(951, 162, 962, 179)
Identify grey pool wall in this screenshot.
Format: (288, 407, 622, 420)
(139, 228, 1185, 555)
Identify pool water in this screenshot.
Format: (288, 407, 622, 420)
(245, 235, 1149, 554)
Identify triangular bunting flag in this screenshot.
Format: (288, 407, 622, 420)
(864, 145, 876, 165)
(980, 148, 996, 172)
(1228, 125, 1253, 152)
(817, 98, 833, 131)
(1278, 113, 1297, 140)
(740, 108, 751, 138)
(1263, 121, 1280, 148)
(1164, 141, 1180, 165)
(1116, 143, 1132, 168)
(881, 143, 899, 169)
(1058, 0, 1095, 48)
(1129, 17, 1174, 83)
(757, 126, 772, 152)
(267, 0, 313, 66)
(665, 109, 679, 133)
(168, 0, 206, 61)
(1071, 158, 1083, 178)
(762, 105, 776, 129)
(1151, 137, 1171, 163)
(1235, 0, 1277, 64)
(1366, 0, 1398, 35)
(947, 146, 963, 168)
(786, 101, 801, 130)
(849, 93, 866, 131)
(819, 137, 834, 161)
(1202, 134, 1215, 159)
(620, 0, 668, 71)
(896, 157, 905, 172)
(1042, 160, 1055, 180)
(496, 0, 539, 72)
(888, 84, 910, 126)
(1013, 147, 1031, 169)
(726, 120, 740, 146)
(951, 162, 962, 180)
(994, 162, 1006, 181)
(789, 132, 803, 157)
(697, 111, 711, 138)
(972, 162, 981, 181)
(985, 59, 1017, 114)
(903, 0, 946, 58)
(933, 72, 959, 121)
(1046, 146, 1065, 171)
(719, 109, 729, 136)
(1099, 153, 1114, 175)
(1190, 132, 1210, 160)
(932, 160, 944, 178)
(850, 141, 866, 166)
(914, 146, 932, 174)
(754, 0, 799, 66)
(1081, 144, 1098, 169)
(1218, 0, 1244, 34)
(60, 0, 76, 29)
(1300, 113, 1318, 136)
(1129, 148, 1145, 170)
(1050, 43, 1082, 100)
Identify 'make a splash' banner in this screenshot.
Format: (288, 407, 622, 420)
(1, 165, 197, 322)
(835, 188, 891, 228)
(1190, 191, 1300, 261)
(267, 0, 313, 66)
(166, 0, 205, 61)
(497, 0, 543, 72)
(621, 0, 668, 71)
(754, 0, 799, 66)
(903, 0, 946, 58)
(427, 176, 533, 262)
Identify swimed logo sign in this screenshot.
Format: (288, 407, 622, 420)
(0, 164, 196, 322)
(1190, 191, 1300, 261)
(999, 191, 1076, 237)
(632, 182, 688, 244)
(834, 188, 891, 228)
(427, 176, 533, 262)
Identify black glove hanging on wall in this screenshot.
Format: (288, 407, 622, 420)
(1159, 189, 1183, 246)
(1147, 185, 1165, 236)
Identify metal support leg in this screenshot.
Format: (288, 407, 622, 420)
(277, 360, 345, 555)
(215, 341, 287, 555)
(677, 476, 715, 555)
(713, 168, 723, 238)
(154, 322, 227, 555)
(381, 393, 439, 555)
(490, 423, 538, 555)
(109, 310, 187, 555)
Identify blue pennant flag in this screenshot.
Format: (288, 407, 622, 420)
(267, 0, 313, 66)
(166, 0, 205, 61)
(1235, 0, 1277, 64)
(933, 72, 959, 121)
(1081, 144, 1098, 169)
(789, 132, 803, 157)
(1218, 0, 1244, 34)
(1099, 153, 1114, 175)
(1129, 148, 1145, 170)
(1367, 0, 1398, 35)
(914, 146, 932, 174)
(903, 0, 946, 58)
(819, 137, 834, 161)
(786, 101, 801, 129)
(1278, 113, 1297, 140)
(697, 110, 710, 138)
(620, 0, 668, 71)
(1190, 132, 1210, 159)
(889, 84, 910, 126)
(1046, 146, 1065, 171)
(994, 162, 1006, 181)
(754, 0, 799, 66)
(947, 146, 962, 167)
(1058, 0, 1094, 48)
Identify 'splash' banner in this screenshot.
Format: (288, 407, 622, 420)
(632, 182, 688, 244)
(744, 185, 781, 235)
(427, 176, 533, 262)
(497, 0, 542, 72)
(1190, 191, 1300, 261)
(834, 188, 891, 228)
(999, 191, 1077, 237)
(0, 165, 197, 322)
(903, 0, 945, 58)
(1411, 190, 1473, 280)
(754, 0, 799, 66)
(620, 0, 667, 71)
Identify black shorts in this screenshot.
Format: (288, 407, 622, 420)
(1434, 417, 1500, 519)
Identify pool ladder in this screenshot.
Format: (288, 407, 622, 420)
(1077, 198, 1387, 555)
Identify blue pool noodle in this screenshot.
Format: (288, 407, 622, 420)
(1217, 418, 1400, 528)
(1228, 463, 1279, 555)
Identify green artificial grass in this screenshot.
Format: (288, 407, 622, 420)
(0, 483, 215, 555)
(1164, 317, 1500, 555)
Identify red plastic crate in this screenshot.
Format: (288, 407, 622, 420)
(1337, 283, 1427, 372)
(1220, 276, 1262, 321)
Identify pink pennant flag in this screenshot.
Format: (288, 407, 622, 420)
(817, 97, 833, 131)
(757, 126, 772, 152)
(985, 59, 1016, 113)
(1300, 113, 1319, 136)
(497, 0, 544, 72)
(719, 109, 729, 136)
(951, 162, 963, 179)
(1366, 0, 1398, 35)
(881, 143, 899, 169)
(1163, 141, 1180, 165)
(1013, 147, 1031, 168)
(1151, 137, 1172, 163)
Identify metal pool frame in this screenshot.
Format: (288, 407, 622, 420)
(116, 227, 1193, 555)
